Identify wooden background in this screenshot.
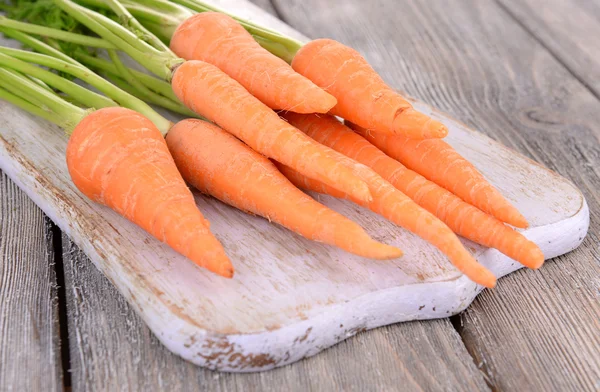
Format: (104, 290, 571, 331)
(1, 0, 599, 390)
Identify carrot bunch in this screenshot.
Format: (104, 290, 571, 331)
(0, 0, 547, 289)
(0, 30, 398, 278)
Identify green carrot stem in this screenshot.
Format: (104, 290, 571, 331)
(137, 21, 173, 44)
(82, 0, 193, 23)
(1, 68, 57, 108)
(79, 0, 191, 19)
(0, 27, 82, 65)
(252, 35, 302, 64)
(0, 16, 117, 49)
(80, 5, 160, 55)
(107, 49, 195, 117)
(73, 53, 178, 101)
(124, 3, 187, 26)
(105, 71, 198, 117)
(0, 86, 67, 126)
(27, 75, 57, 95)
(58, 93, 88, 107)
(100, 0, 170, 52)
(0, 50, 117, 109)
(79, 0, 188, 43)
(0, 46, 171, 133)
(54, 0, 180, 81)
(0, 67, 86, 131)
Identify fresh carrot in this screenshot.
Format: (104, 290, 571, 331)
(170, 12, 336, 114)
(348, 121, 529, 228)
(283, 113, 543, 269)
(276, 161, 496, 288)
(170, 60, 371, 203)
(67, 108, 233, 277)
(0, 48, 233, 278)
(166, 119, 402, 259)
(290, 38, 447, 139)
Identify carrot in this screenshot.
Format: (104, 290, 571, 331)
(290, 38, 447, 139)
(0, 43, 233, 277)
(277, 114, 495, 287)
(67, 107, 233, 277)
(165, 118, 401, 259)
(283, 113, 543, 269)
(348, 122, 529, 228)
(170, 59, 372, 203)
(170, 12, 337, 114)
(276, 162, 496, 288)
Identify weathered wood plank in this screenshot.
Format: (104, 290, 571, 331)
(63, 235, 489, 391)
(246, 0, 277, 16)
(273, 0, 600, 389)
(458, 254, 600, 392)
(498, 0, 600, 97)
(0, 172, 63, 391)
(2, 0, 587, 373)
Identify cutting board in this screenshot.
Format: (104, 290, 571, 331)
(0, 0, 589, 372)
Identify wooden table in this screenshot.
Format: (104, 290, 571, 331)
(1, 0, 599, 390)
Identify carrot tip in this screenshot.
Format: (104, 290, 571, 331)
(375, 245, 403, 260)
(484, 278, 497, 289)
(511, 214, 530, 229)
(354, 184, 373, 203)
(469, 266, 497, 288)
(426, 121, 449, 139)
(313, 93, 338, 114)
(217, 263, 235, 278)
(527, 248, 545, 270)
(360, 239, 403, 260)
(387, 247, 404, 259)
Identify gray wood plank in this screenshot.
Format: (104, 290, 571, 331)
(63, 234, 489, 391)
(247, 0, 277, 16)
(498, 0, 600, 98)
(272, 0, 600, 390)
(0, 171, 63, 391)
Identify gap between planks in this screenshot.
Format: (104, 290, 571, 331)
(50, 221, 72, 391)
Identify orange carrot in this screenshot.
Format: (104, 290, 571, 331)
(276, 162, 496, 288)
(348, 121, 529, 228)
(170, 12, 336, 114)
(170, 59, 372, 204)
(291, 38, 447, 139)
(283, 113, 543, 269)
(66, 107, 233, 277)
(276, 114, 494, 286)
(165, 118, 401, 259)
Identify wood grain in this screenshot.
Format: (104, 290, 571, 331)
(0, 0, 587, 371)
(498, 0, 600, 98)
(0, 0, 596, 388)
(0, 172, 62, 391)
(272, 0, 600, 389)
(62, 235, 490, 392)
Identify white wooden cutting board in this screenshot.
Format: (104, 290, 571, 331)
(0, 0, 589, 372)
